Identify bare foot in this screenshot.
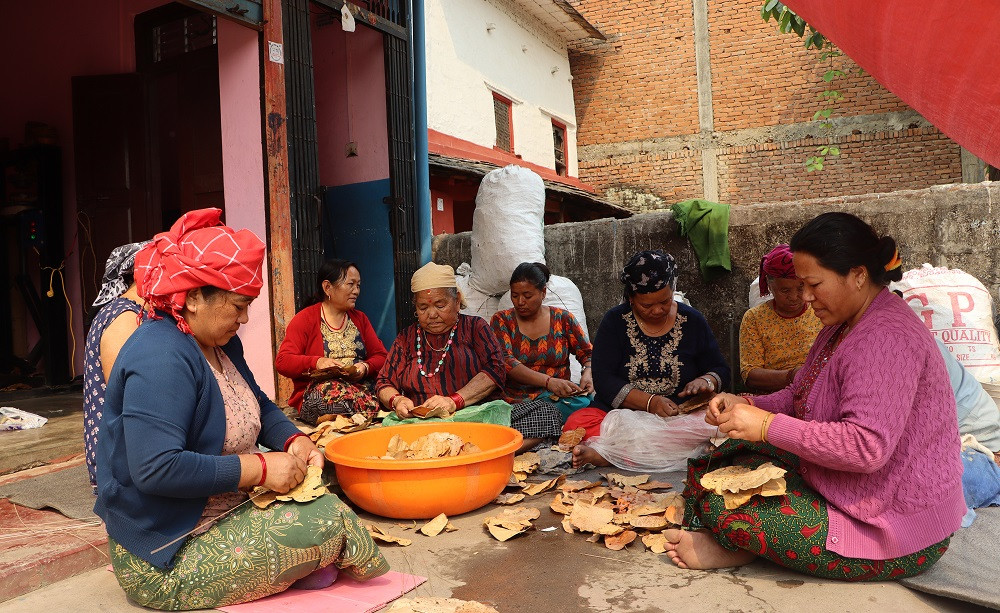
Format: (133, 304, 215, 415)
(663, 529, 756, 570)
(572, 444, 610, 469)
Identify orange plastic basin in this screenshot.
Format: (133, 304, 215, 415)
(324, 422, 523, 519)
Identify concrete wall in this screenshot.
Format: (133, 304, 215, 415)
(426, 0, 579, 175)
(433, 181, 1000, 378)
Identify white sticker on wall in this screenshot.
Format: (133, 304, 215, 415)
(341, 4, 356, 32)
(436, 198, 445, 211)
(268, 41, 284, 64)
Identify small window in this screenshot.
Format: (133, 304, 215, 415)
(552, 121, 567, 176)
(493, 93, 513, 153)
(152, 13, 216, 63)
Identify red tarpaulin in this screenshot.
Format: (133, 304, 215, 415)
(782, 1, 1000, 169)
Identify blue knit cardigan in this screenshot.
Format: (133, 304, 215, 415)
(94, 314, 301, 568)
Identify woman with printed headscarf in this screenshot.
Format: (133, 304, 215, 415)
(739, 244, 822, 393)
(94, 209, 387, 610)
(567, 250, 730, 469)
(82, 240, 148, 493)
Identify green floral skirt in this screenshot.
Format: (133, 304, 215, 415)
(683, 439, 950, 581)
(109, 493, 388, 610)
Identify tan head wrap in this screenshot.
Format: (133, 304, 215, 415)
(411, 262, 458, 293)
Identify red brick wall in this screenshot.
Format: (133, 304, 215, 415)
(718, 127, 962, 203)
(569, 0, 700, 145)
(570, 0, 965, 207)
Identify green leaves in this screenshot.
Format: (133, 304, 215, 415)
(812, 109, 833, 121)
(822, 69, 845, 82)
(805, 156, 824, 172)
(760, 3, 826, 49)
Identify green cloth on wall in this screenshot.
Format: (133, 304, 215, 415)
(671, 199, 732, 281)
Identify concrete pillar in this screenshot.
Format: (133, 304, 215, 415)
(692, 0, 719, 202)
(961, 147, 988, 183)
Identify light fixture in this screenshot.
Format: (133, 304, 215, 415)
(486, 22, 496, 32)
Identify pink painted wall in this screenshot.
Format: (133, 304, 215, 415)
(1, 0, 169, 378)
(216, 18, 275, 398)
(311, 18, 390, 186)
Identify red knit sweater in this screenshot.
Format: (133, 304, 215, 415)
(275, 303, 387, 410)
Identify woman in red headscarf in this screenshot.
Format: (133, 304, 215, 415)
(94, 209, 387, 610)
(739, 244, 823, 393)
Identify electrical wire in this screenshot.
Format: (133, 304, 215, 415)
(36, 248, 77, 380)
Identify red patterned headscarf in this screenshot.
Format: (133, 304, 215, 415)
(759, 244, 796, 297)
(134, 208, 266, 334)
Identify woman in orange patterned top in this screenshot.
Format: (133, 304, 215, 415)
(491, 262, 594, 452)
(739, 244, 823, 393)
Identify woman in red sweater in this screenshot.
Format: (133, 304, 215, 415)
(275, 259, 387, 424)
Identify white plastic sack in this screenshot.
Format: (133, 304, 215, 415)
(469, 166, 546, 296)
(892, 264, 1000, 385)
(587, 410, 718, 472)
(457, 262, 501, 320)
(0, 407, 47, 431)
(499, 275, 588, 382)
(748, 276, 769, 309)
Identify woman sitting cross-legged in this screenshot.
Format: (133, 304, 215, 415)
(95, 209, 387, 610)
(490, 262, 594, 452)
(568, 250, 730, 471)
(275, 259, 387, 425)
(377, 262, 513, 429)
(739, 244, 822, 393)
(664, 212, 964, 581)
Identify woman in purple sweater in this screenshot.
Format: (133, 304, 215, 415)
(665, 212, 965, 580)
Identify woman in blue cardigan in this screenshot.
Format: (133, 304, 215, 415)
(94, 209, 387, 610)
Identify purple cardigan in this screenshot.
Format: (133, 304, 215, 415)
(755, 289, 964, 559)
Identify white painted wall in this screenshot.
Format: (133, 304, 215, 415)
(426, 0, 579, 176)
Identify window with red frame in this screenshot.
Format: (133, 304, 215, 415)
(493, 93, 513, 153)
(552, 120, 567, 176)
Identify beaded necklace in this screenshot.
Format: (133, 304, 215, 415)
(416, 325, 457, 377)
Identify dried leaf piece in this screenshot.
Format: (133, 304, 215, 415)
(513, 452, 541, 474)
(561, 517, 575, 533)
(569, 501, 621, 535)
(723, 487, 761, 510)
(549, 493, 573, 515)
(605, 530, 637, 551)
(664, 503, 685, 526)
(411, 405, 452, 419)
(635, 480, 673, 491)
(386, 434, 408, 459)
(494, 492, 526, 505)
(420, 513, 449, 537)
(606, 473, 650, 488)
(560, 480, 602, 493)
(587, 487, 610, 504)
(486, 520, 530, 542)
(630, 515, 668, 530)
(760, 477, 787, 497)
(700, 463, 787, 494)
(445, 522, 459, 533)
(276, 465, 327, 502)
(642, 533, 668, 553)
(460, 442, 483, 455)
(499, 506, 541, 522)
(512, 471, 528, 482)
(522, 475, 565, 496)
(677, 391, 714, 414)
(367, 524, 413, 546)
(586, 533, 602, 543)
(250, 487, 279, 509)
(557, 428, 586, 451)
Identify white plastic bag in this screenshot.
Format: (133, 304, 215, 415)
(457, 262, 501, 320)
(469, 165, 546, 296)
(498, 274, 589, 382)
(892, 264, 1000, 384)
(748, 276, 769, 309)
(587, 410, 718, 472)
(0, 407, 48, 431)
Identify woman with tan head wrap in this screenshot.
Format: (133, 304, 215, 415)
(376, 262, 517, 430)
(94, 209, 387, 610)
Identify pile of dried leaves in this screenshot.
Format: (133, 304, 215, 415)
(375, 432, 483, 460)
(367, 512, 459, 547)
(699, 462, 787, 509)
(251, 465, 328, 509)
(304, 414, 370, 447)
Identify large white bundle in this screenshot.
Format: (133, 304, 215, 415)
(469, 165, 546, 296)
(498, 275, 588, 382)
(588, 410, 718, 472)
(456, 262, 501, 320)
(748, 276, 770, 309)
(892, 264, 1000, 385)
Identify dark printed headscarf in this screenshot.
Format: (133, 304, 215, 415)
(92, 241, 150, 308)
(621, 250, 677, 295)
(758, 244, 796, 297)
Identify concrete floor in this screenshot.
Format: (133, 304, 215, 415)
(4, 481, 990, 613)
(0, 392, 85, 475)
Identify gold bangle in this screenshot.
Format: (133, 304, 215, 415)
(761, 413, 774, 444)
(645, 394, 655, 412)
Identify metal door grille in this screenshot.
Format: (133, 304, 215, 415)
(283, 0, 323, 309)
